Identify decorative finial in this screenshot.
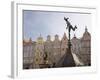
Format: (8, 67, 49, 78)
(85, 26, 88, 32)
(47, 35, 51, 40)
(29, 37, 32, 42)
(40, 33, 41, 37)
(64, 32, 66, 36)
(55, 34, 59, 40)
(74, 34, 76, 38)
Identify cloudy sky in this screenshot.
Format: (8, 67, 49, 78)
(23, 10, 91, 41)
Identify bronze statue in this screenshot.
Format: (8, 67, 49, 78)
(64, 17, 77, 44)
(62, 17, 77, 67)
(53, 17, 78, 67)
(64, 17, 77, 32)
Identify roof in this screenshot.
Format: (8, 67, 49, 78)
(56, 49, 76, 67)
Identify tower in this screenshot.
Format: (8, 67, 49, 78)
(61, 33, 68, 57)
(23, 38, 34, 69)
(44, 35, 53, 65)
(53, 34, 61, 65)
(34, 35, 44, 68)
(71, 34, 81, 55)
(80, 27, 91, 66)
